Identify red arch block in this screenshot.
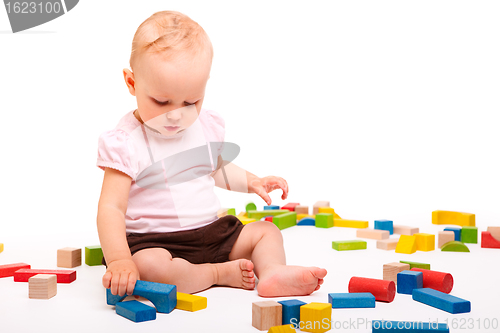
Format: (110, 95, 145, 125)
(481, 231, 500, 249)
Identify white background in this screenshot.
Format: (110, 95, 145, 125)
(0, 1, 499, 332)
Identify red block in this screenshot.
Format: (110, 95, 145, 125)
(411, 268, 453, 293)
(14, 269, 76, 283)
(348, 276, 395, 302)
(264, 216, 274, 222)
(281, 203, 300, 212)
(481, 231, 500, 249)
(0, 263, 31, 278)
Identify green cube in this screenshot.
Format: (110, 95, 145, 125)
(461, 226, 478, 244)
(332, 240, 367, 251)
(315, 213, 333, 228)
(273, 212, 297, 230)
(85, 245, 103, 266)
(399, 260, 431, 270)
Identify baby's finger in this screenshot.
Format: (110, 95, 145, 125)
(110, 273, 120, 296)
(118, 272, 130, 297)
(102, 271, 112, 289)
(127, 274, 137, 296)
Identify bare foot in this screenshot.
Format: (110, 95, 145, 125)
(214, 259, 255, 290)
(257, 265, 327, 297)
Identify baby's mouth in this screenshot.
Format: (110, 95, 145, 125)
(164, 126, 180, 132)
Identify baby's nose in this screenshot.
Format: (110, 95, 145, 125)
(166, 109, 182, 121)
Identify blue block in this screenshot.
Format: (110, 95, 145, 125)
(397, 271, 423, 295)
(372, 320, 449, 332)
(412, 288, 470, 314)
(328, 293, 375, 308)
(264, 205, 280, 210)
(107, 280, 177, 313)
(297, 217, 315, 226)
(443, 227, 461, 241)
(278, 299, 306, 325)
(116, 300, 157, 323)
(374, 219, 393, 235)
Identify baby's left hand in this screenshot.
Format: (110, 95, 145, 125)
(249, 176, 288, 206)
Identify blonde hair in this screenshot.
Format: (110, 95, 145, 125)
(129, 11, 213, 70)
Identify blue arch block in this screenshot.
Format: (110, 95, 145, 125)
(444, 227, 461, 241)
(297, 217, 315, 226)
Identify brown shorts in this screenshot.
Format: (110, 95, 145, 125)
(102, 215, 244, 266)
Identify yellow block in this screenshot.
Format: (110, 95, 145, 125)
(268, 324, 295, 333)
(239, 216, 257, 225)
(237, 211, 248, 217)
(176, 292, 207, 312)
(299, 302, 332, 333)
(414, 233, 435, 252)
(432, 210, 475, 227)
(0, 243, 3, 253)
(333, 219, 369, 229)
(318, 207, 341, 219)
(297, 214, 315, 221)
(395, 235, 417, 254)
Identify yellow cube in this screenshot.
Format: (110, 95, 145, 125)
(414, 233, 435, 251)
(299, 302, 331, 333)
(268, 324, 295, 333)
(176, 292, 207, 312)
(238, 216, 256, 225)
(395, 235, 417, 254)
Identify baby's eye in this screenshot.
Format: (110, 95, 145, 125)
(154, 99, 169, 106)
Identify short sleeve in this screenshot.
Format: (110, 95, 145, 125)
(96, 130, 137, 180)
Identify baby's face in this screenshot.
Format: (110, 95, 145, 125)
(127, 51, 211, 136)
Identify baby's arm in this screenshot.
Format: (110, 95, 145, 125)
(97, 167, 140, 296)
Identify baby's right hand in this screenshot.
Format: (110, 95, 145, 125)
(102, 259, 140, 296)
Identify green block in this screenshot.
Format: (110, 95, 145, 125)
(227, 208, 236, 216)
(399, 261, 431, 270)
(273, 212, 297, 230)
(85, 245, 104, 266)
(315, 213, 333, 228)
(441, 241, 470, 252)
(332, 240, 367, 251)
(247, 210, 290, 220)
(245, 202, 257, 212)
(461, 226, 478, 244)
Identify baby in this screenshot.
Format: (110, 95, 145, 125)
(96, 10, 327, 297)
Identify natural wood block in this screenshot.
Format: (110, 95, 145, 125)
(438, 231, 456, 248)
(217, 208, 228, 218)
(57, 247, 81, 268)
(376, 238, 399, 250)
(487, 226, 500, 241)
(393, 225, 419, 235)
(356, 229, 389, 240)
(294, 205, 309, 215)
(383, 262, 410, 284)
(312, 201, 330, 215)
(29, 274, 57, 299)
(252, 301, 282, 331)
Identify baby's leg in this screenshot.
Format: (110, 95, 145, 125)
(132, 248, 255, 294)
(229, 221, 327, 297)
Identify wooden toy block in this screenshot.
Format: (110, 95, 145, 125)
(481, 231, 500, 249)
(57, 247, 81, 268)
(0, 263, 30, 278)
(297, 217, 315, 226)
(333, 219, 369, 229)
(176, 292, 207, 312)
(0, 243, 3, 253)
(273, 212, 297, 230)
(268, 324, 295, 333)
(376, 239, 399, 250)
(393, 225, 419, 235)
(397, 271, 423, 294)
(299, 302, 332, 333)
(252, 301, 282, 331)
(239, 216, 257, 225)
(14, 269, 76, 283)
(312, 201, 330, 215)
(264, 205, 280, 210)
(399, 261, 430, 270)
(281, 203, 300, 212)
(412, 288, 471, 314)
(85, 245, 103, 266)
(372, 320, 450, 332)
(107, 280, 177, 313)
(318, 207, 341, 219)
(487, 226, 500, 241)
(410, 268, 453, 294)
(328, 292, 375, 308)
(432, 210, 475, 227)
(297, 214, 315, 221)
(443, 227, 461, 241)
(356, 229, 389, 240)
(414, 233, 435, 252)
(246, 202, 257, 212)
(277, 299, 306, 325)
(294, 205, 309, 215)
(461, 226, 477, 244)
(315, 213, 333, 228)
(238, 211, 247, 217)
(441, 241, 470, 252)
(28, 274, 57, 299)
(264, 216, 274, 222)
(348, 277, 396, 302)
(395, 235, 417, 254)
(227, 208, 236, 215)
(438, 231, 455, 248)
(332, 240, 366, 251)
(248, 210, 290, 220)
(217, 208, 228, 217)
(383, 262, 410, 283)
(115, 300, 157, 322)
(374, 219, 393, 235)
